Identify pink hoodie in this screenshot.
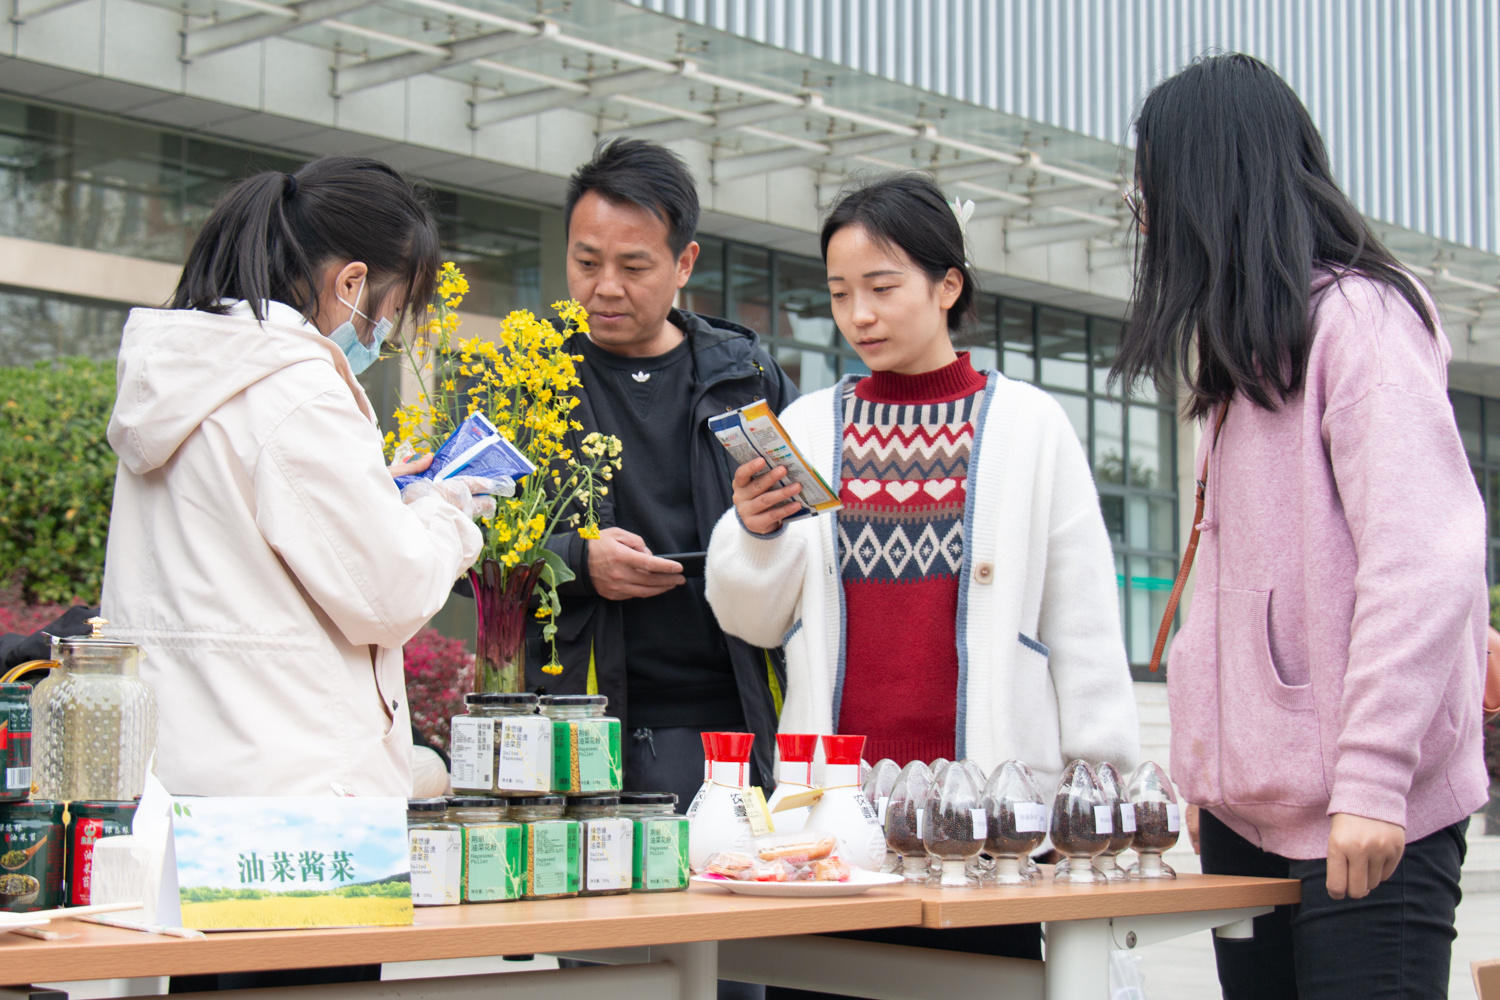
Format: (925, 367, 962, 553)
(1167, 273, 1490, 859)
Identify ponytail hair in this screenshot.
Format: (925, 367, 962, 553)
(171, 155, 442, 326)
(819, 173, 977, 332)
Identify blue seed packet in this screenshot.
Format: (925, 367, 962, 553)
(394, 413, 535, 492)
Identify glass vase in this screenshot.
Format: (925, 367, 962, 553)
(471, 557, 546, 694)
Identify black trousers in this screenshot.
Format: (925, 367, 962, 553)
(1201, 808, 1466, 999)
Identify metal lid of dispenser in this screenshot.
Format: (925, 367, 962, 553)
(48, 618, 143, 674)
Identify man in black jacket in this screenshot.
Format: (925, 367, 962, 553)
(526, 139, 798, 807)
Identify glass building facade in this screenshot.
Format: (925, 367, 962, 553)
(0, 95, 1180, 675)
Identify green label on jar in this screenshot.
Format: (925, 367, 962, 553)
(583, 818, 632, 892)
(0, 813, 62, 911)
(632, 817, 689, 892)
(462, 824, 523, 902)
(552, 720, 622, 793)
(525, 820, 580, 897)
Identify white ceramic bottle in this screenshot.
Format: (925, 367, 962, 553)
(803, 735, 886, 871)
(765, 733, 818, 833)
(686, 732, 756, 870)
(684, 731, 718, 819)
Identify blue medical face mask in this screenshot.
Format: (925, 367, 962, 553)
(329, 276, 392, 376)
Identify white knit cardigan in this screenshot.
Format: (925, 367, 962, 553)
(705, 371, 1141, 793)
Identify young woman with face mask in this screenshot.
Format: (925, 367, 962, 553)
(101, 156, 493, 799)
(704, 174, 1139, 965)
(1115, 55, 1485, 999)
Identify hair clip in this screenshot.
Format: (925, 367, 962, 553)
(948, 198, 975, 266)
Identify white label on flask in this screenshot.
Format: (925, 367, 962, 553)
(1166, 803, 1182, 832)
(915, 808, 925, 840)
(712, 760, 748, 789)
(778, 761, 813, 787)
(496, 716, 552, 791)
(878, 796, 890, 824)
(586, 818, 632, 892)
(448, 716, 494, 790)
(1094, 805, 1114, 835)
(1119, 802, 1137, 833)
(970, 809, 988, 840)
(1013, 802, 1048, 833)
(6, 767, 30, 791)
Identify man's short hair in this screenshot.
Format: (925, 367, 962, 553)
(564, 138, 700, 257)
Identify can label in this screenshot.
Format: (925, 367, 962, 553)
(0, 691, 32, 799)
(633, 817, 689, 892)
(524, 820, 580, 898)
(0, 813, 62, 912)
(67, 809, 133, 905)
(462, 824, 523, 902)
(583, 818, 631, 892)
(551, 719, 622, 793)
(449, 717, 495, 791)
(496, 717, 553, 793)
(409, 828, 461, 906)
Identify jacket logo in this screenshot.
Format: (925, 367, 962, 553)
(632, 371, 650, 383)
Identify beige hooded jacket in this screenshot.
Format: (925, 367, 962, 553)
(102, 301, 481, 797)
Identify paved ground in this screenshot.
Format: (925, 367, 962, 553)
(1134, 889, 1500, 1000)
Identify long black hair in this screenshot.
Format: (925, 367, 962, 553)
(820, 173, 977, 332)
(171, 155, 442, 327)
(1113, 53, 1434, 418)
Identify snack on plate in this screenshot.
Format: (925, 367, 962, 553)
(735, 859, 799, 882)
(812, 857, 852, 882)
(754, 831, 838, 864)
(702, 851, 757, 877)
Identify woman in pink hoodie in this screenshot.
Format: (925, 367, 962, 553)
(1114, 56, 1488, 999)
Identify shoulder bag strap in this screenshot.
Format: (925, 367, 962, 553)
(1148, 400, 1231, 673)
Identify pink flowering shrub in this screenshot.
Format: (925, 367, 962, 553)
(0, 581, 77, 638)
(403, 627, 473, 753)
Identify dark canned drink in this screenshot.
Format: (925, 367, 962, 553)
(0, 683, 32, 802)
(66, 801, 137, 906)
(0, 800, 63, 911)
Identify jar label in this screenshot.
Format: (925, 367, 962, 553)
(449, 717, 495, 791)
(0, 814, 63, 912)
(633, 817, 689, 891)
(969, 809, 988, 840)
(552, 720, 622, 793)
(1165, 803, 1181, 832)
(915, 808, 925, 840)
(877, 796, 889, 824)
(462, 824, 523, 902)
(1012, 802, 1048, 833)
(584, 818, 632, 891)
(1093, 805, 1114, 835)
(497, 717, 554, 792)
(1119, 802, 1137, 834)
(3, 701, 30, 796)
(67, 814, 131, 906)
(409, 828, 462, 906)
(525, 820, 580, 897)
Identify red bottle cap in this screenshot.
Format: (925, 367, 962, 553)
(701, 732, 717, 760)
(776, 734, 819, 762)
(716, 732, 755, 763)
(821, 734, 866, 765)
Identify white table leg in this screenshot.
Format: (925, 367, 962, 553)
(1042, 905, 1274, 1000)
(652, 941, 718, 1000)
(1041, 918, 1113, 1000)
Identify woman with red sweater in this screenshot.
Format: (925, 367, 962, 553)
(705, 174, 1139, 968)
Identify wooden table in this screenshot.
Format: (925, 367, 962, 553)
(1, 871, 1298, 1000)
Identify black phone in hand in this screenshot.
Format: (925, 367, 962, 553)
(656, 551, 706, 577)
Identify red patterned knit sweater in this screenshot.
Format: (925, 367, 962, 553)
(836, 353, 988, 765)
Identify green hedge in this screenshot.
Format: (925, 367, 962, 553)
(0, 359, 117, 605)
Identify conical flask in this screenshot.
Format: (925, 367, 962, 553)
(884, 760, 933, 883)
(1126, 761, 1181, 879)
(1093, 762, 1133, 880)
(922, 763, 984, 889)
(1050, 759, 1111, 884)
(982, 760, 1046, 885)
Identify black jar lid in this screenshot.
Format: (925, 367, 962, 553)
(619, 792, 678, 806)
(407, 798, 449, 811)
(0, 800, 63, 821)
(539, 694, 608, 708)
(508, 795, 566, 807)
(567, 795, 620, 808)
(446, 797, 502, 808)
(465, 692, 538, 706)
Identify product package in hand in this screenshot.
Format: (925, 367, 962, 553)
(394, 412, 535, 494)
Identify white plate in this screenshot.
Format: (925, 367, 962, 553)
(690, 869, 903, 897)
